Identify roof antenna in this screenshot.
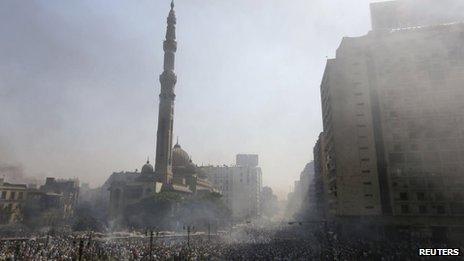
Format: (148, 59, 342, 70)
(171, 0, 174, 10)
(147, 156, 150, 164)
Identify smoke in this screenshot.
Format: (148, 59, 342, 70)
(0, 139, 43, 185)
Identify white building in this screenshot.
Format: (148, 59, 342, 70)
(200, 154, 262, 222)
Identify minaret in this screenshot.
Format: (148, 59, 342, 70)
(155, 0, 177, 185)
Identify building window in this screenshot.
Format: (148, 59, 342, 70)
(419, 205, 427, 214)
(410, 143, 419, 151)
(400, 192, 408, 200)
(389, 153, 405, 164)
(362, 170, 371, 174)
(417, 192, 425, 201)
(363, 182, 372, 185)
(436, 205, 446, 214)
(453, 192, 463, 201)
(365, 206, 374, 209)
(10, 192, 15, 200)
(365, 194, 373, 197)
(401, 205, 410, 214)
(389, 111, 398, 118)
(18, 192, 23, 200)
(1, 191, 6, 199)
(435, 192, 445, 201)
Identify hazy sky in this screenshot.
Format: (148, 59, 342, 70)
(0, 0, 378, 199)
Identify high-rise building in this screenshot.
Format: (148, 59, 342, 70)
(287, 162, 314, 219)
(317, 0, 464, 240)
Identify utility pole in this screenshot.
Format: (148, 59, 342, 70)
(78, 240, 84, 261)
(14, 242, 20, 261)
(45, 233, 49, 248)
(87, 232, 92, 259)
(149, 229, 154, 261)
(87, 232, 92, 247)
(183, 225, 195, 249)
(208, 223, 211, 241)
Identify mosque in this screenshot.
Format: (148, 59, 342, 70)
(108, 1, 216, 220)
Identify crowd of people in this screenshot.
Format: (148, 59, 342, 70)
(0, 226, 461, 260)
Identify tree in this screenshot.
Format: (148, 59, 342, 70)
(72, 203, 105, 232)
(123, 191, 231, 230)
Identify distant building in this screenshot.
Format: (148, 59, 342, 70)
(39, 177, 79, 220)
(236, 154, 259, 167)
(200, 155, 263, 221)
(260, 186, 279, 219)
(0, 178, 27, 225)
(287, 162, 314, 219)
(25, 188, 66, 227)
(317, 0, 464, 241)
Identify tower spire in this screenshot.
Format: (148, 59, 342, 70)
(154, 1, 178, 185)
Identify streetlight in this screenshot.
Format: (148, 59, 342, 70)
(147, 226, 159, 261)
(183, 225, 195, 249)
(208, 222, 211, 241)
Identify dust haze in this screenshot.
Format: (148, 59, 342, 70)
(1, 0, 463, 199)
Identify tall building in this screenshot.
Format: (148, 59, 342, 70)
(200, 155, 263, 221)
(317, 0, 464, 240)
(287, 162, 314, 219)
(155, 0, 177, 185)
(370, 0, 464, 30)
(260, 186, 279, 219)
(313, 133, 335, 218)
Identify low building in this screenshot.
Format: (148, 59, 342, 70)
(40, 177, 79, 220)
(0, 178, 27, 225)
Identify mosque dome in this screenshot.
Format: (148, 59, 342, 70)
(141, 160, 154, 174)
(172, 143, 192, 167)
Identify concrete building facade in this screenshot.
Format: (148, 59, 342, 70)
(316, 0, 464, 240)
(200, 155, 263, 221)
(0, 178, 27, 225)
